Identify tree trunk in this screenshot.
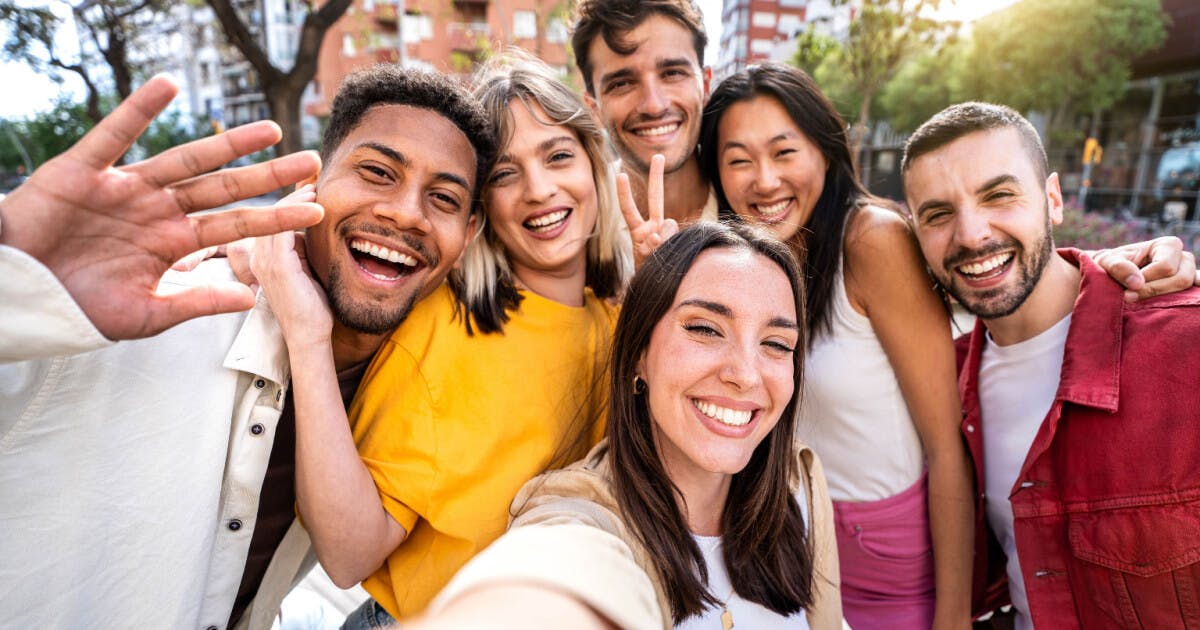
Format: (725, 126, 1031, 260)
(267, 83, 304, 158)
(853, 88, 874, 179)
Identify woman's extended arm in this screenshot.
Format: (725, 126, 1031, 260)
(844, 206, 974, 630)
(251, 219, 407, 588)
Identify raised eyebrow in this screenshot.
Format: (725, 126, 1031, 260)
(356, 142, 410, 167)
(915, 199, 952, 219)
(433, 171, 470, 191)
(767, 316, 800, 331)
(976, 174, 1019, 195)
(657, 57, 695, 72)
(540, 135, 577, 153)
(598, 67, 635, 88)
(495, 136, 577, 166)
(678, 299, 797, 330)
(677, 298, 731, 318)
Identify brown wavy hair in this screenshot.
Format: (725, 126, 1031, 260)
(608, 221, 814, 623)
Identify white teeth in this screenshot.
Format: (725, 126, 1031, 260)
(958, 253, 1013, 276)
(350, 238, 418, 267)
(755, 199, 790, 217)
(525, 209, 570, 231)
(693, 399, 753, 427)
(634, 123, 680, 137)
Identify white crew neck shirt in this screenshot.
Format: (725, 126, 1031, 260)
(979, 313, 1072, 630)
(675, 486, 812, 630)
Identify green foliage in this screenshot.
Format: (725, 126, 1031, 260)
(0, 97, 94, 170)
(791, 30, 840, 77)
(960, 0, 1167, 116)
(878, 43, 965, 132)
(0, 95, 211, 171)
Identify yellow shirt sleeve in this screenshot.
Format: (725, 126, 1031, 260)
(350, 338, 433, 535)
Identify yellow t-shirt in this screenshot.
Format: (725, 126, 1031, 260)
(349, 283, 617, 619)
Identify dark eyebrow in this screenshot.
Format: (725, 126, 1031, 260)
(356, 141, 409, 168)
(658, 57, 694, 71)
(976, 174, 1019, 195)
(915, 198, 951, 218)
(721, 131, 799, 155)
(598, 68, 634, 89)
(356, 141, 470, 190)
(678, 299, 799, 331)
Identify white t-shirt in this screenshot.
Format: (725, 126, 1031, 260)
(979, 313, 1072, 630)
(675, 486, 812, 630)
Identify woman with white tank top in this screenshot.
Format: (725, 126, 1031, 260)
(699, 63, 974, 630)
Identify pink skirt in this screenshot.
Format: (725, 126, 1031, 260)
(834, 473, 936, 630)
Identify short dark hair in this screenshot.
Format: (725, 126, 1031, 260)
(321, 65, 498, 217)
(609, 221, 814, 623)
(700, 63, 869, 339)
(902, 102, 1048, 181)
(571, 0, 707, 95)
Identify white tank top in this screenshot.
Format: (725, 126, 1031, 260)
(796, 256, 925, 502)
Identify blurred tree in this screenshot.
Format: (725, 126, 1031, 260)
(877, 42, 966, 132)
(0, 96, 209, 171)
(960, 0, 1167, 133)
(789, 0, 955, 158)
(0, 0, 175, 125)
(206, 0, 352, 157)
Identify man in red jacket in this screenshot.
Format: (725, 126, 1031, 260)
(903, 101, 1200, 629)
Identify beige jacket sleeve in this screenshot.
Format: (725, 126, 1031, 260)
(426, 522, 662, 630)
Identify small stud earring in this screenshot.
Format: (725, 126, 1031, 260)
(632, 375, 647, 394)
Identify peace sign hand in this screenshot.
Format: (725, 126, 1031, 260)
(0, 75, 323, 340)
(617, 154, 678, 268)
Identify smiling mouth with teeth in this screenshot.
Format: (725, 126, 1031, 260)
(692, 399, 754, 427)
(956, 252, 1014, 280)
(632, 122, 681, 138)
(349, 238, 420, 281)
(753, 199, 792, 219)
(523, 209, 572, 233)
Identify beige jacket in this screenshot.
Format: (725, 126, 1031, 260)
(429, 439, 842, 630)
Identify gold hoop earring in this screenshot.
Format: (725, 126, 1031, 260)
(632, 375, 647, 394)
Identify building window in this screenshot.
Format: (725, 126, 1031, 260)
(779, 0, 806, 7)
(513, 10, 537, 39)
(752, 11, 776, 28)
(546, 16, 567, 44)
(750, 38, 773, 54)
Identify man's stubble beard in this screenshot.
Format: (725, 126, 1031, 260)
(942, 210, 1054, 320)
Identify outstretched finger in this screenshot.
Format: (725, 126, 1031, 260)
(172, 151, 321, 212)
(648, 154, 665, 225)
(71, 74, 179, 170)
(171, 245, 223, 271)
(616, 172, 645, 232)
(127, 120, 283, 187)
(190, 201, 324, 252)
(143, 283, 259, 337)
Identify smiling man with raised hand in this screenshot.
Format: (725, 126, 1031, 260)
(0, 67, 495, 630)
(903, 102, 1200, 629)
(572, 0, 717, 226)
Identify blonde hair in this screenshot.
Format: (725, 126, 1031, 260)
(452, 50, 633, 334)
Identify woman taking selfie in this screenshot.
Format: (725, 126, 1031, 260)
(409, 222, 843, 630)
(699, 63, 973, 630)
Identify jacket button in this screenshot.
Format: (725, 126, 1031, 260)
(254, 378, 266, 389)
(966, 424, 975, 433)
(250, 423, 265, 436)
(227, 519, 242, 531)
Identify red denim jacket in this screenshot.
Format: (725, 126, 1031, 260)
(958, 249, 1200, 628)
